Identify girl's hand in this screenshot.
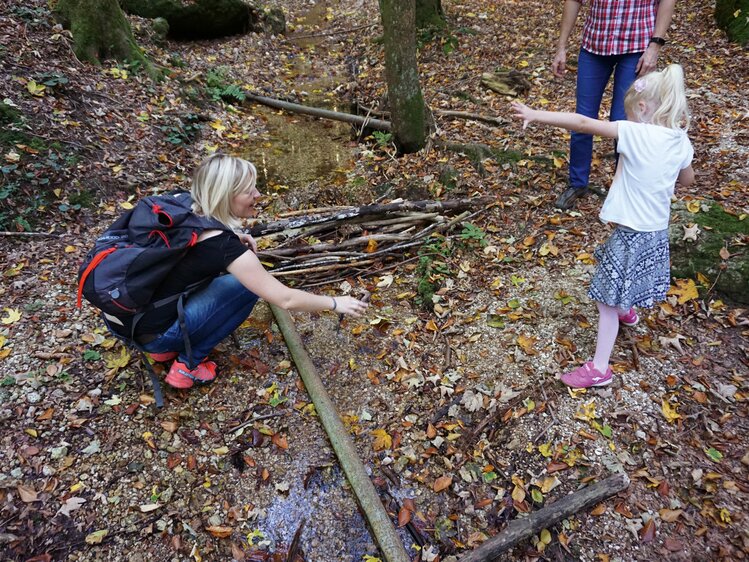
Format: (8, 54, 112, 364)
(510, 101, 536, 129)
(236, 232, 257, 253)
(332, 296, 369, 317)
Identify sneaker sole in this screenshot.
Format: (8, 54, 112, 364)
(619, 319, 639, 327)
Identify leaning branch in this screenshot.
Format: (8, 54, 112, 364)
(245, 93, 392, 131)
(458, 473, 630, 561)
(271, 306, 410, 562)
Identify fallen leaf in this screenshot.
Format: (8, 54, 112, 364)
(371, 428, 392, 451)
(639, 519, 657, 543)
(659, 509, 683, 522)
(206, 525, 233, 538)
(668, 279, 698, 304)
(58, 496, 86, 516)
(139, 503, 161, 512)
(1, 308, 21, 325)
(661, 400, 681, 423)
(398, 506, 411, 527)
(17, 485, 37, 503)
(433, 475, 452, 492)
(85, 529, 108, 544)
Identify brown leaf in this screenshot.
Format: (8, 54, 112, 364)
(614, 502, 633, 518)
(659, 508, 683, 523)
(433, 475, 452, 492)
(402, 498, 416, 512)
(426, 423, 437, 439)
(272, 433, 288, 450)
(206, 525, 233, 538)
(160, 420, 178, 433)
(719, 247, 730, 260)
(590, 503, 607, 516)
(17, 485, 38, 503)
(397, 506, 411, 527)
(167, 453, 182, 469)
(546, 461, 569, 473)
(36, 407, 54, 421)
(639, 519, 657, 543)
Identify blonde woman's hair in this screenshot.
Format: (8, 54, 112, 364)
(623, 64, 690, 130)
(190, 154, 257, 228)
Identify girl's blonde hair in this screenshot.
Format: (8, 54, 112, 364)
(623, 64, 690, 130)
(190, 154, 257, 228)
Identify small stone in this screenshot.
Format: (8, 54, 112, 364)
(26, 391, 41, 404)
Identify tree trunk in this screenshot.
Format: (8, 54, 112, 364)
(53, 0, 153, 74)
(715, 0, 749, 44)
(415, 0, 446, 29)
(379, 0, 429, 154)
(119, 0, 261, 40)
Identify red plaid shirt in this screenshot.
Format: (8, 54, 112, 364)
(579, 0, 659, 55)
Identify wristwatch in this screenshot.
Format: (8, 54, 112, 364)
(649, 36, 667, 46)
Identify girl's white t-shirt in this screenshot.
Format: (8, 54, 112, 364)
(600, 121, 694, 232)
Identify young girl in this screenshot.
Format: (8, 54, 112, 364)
(511, 64, 695, 388)
(136, 154, 369, 389)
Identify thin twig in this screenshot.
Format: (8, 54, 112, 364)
(229, 412, 286, 434)
(1, 230, 62, 238)
(288, 23, 378, 40)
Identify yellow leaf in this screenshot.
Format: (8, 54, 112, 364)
(686, 200, 701, 213)
(119, 201, 133, 210)
(516, 334, 538, 355)
(553, 156, 565, 168)
(365, 239, 378, 253)
(1, 308, 21, 325)
(26, 80, 46, 96)
(518, 60, 529, 68)
(371, 428, 392, 451)
(85, 529, 108, 544)
(105, 347, 131, 370)
(210, 119, 226, 132)
(574, 400, 597, 422)
(25, 428, 38, 438)
(538, 443, 553, 457)
(668, 279, 699, 304)
(661, 399, 681, 423)
(511, 484, 526, 503)
(64, 245, 77, 253)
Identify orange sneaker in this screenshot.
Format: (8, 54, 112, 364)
(165, 360, 217, 389)
(149, 351, 178, 362)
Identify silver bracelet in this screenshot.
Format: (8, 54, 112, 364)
(331, 297, 337, 311)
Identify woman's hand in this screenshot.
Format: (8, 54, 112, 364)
(332, 296, 369, 317)
(510, 101, 536, 129)
(236, 232, 257, 253)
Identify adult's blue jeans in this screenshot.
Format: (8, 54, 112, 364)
(142, 274, 258, 368)
(569, 48, 641, 189)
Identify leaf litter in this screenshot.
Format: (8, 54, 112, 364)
(0, 0, 747, 560)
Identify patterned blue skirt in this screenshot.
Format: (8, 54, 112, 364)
(588, 227, 670, 310)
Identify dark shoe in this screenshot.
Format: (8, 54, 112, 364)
(554, 186, 589, 210)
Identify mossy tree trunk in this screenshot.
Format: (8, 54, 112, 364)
(379, 0, 429, 154)
(416, 0, 446, 30)
(53, 0, 154, 74)
(119, 0, 260, 40)
(669, 200, 749, 304)
(715, 0, 749, 44)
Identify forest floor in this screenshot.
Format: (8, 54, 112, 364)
(1, 0, 748, 561)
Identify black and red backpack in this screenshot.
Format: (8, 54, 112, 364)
(76, 191, 231, 405)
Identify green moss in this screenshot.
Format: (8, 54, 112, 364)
(670, 201, 749, 303)
(715, 0, 749, 44)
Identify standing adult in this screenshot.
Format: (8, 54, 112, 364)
(551, 0, 676, 210)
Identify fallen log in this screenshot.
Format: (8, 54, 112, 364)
(271, 306, 410, 562)
(458, 473, 630, 561)
(247, 197, 492, 237)
(245, 92, 392, 131)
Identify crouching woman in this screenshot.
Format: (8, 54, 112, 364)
(137, 154, 368, 388)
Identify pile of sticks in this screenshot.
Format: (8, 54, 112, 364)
(246, 197, 493, 287)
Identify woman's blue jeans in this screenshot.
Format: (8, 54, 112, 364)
(142, 274, 258, 369)
(569, 48, 641, 189)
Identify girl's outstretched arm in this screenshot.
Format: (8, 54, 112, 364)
(510, 101, 619, 139)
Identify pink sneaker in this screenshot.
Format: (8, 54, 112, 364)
(618, 307, 639, 327)
(165, 360, 217, 389)
(149, 351, 178, 362)
(560, 361, 613, 388)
